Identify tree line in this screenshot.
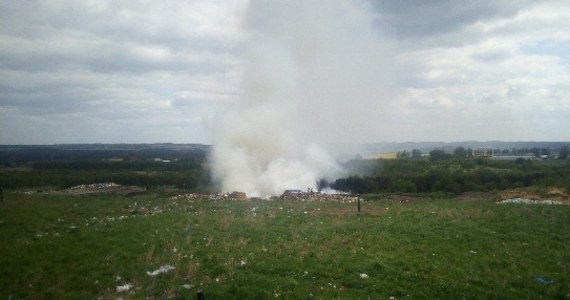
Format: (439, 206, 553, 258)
(2, 145, 569, 195)
(325, 149, 570, 194)
(0, 156, 210, 191)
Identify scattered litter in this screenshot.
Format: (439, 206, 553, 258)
(359, 273, 369, 279)
(535, 276, 558, 286)
(147, 264, 175, 276)
(498, 198, 564, 205)
(116, 283, 134, 292)
(470, 250, 477, 254)
(181, 284, 194, 289)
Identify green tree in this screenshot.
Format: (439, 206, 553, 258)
(559, 145, 569, 160)
(429, 149, 449, 161)
(397, 150, 410, 160)
(453, 146, 467, 158)
(389, 178, 417, 193)
(411, 149, 423, 159)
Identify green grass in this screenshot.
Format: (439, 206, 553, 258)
(0, 193, 568, 299)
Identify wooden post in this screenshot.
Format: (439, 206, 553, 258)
(196, 290, 205, 300)
(0, 187, 3, 203)
(357, 195, 360, 212)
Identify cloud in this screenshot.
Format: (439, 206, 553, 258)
(1, 0, 569, 144)
(0, 0, 245, 144)
(368, 0, 570, 142)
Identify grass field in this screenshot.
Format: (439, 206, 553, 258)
(0, 193, 568, 299)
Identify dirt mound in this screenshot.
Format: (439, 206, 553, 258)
(499, 187, 569, 204)
(229, 191, 247, 201)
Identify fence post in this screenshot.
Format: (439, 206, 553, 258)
(0, 187, 3, 203)
(357, 195, 360, 212)
(196, 290, 205, 300)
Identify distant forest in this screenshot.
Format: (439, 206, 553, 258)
(327, 145, 570, 194)
(1, 143, 569, 194)
(0, 144, 211, 191)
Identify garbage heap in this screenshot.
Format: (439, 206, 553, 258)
(274, 190, 358, 203)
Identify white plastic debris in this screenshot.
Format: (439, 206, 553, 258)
(147, 264, 175, 276)
(497, 198, 564, 205)
(116, 283, 133, 292)
(359, 273, 369, 279)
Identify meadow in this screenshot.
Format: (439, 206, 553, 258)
(0, 192, 568, 299)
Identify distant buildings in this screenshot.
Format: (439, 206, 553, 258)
(153, 158, 172, 163)
(489, 154, 535, 161)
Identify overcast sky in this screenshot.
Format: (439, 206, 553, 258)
(1, 0, 569, 144)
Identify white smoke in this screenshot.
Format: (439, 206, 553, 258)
(211, 0, 392, 197)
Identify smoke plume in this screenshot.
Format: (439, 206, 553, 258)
(211, 0, 392, 197)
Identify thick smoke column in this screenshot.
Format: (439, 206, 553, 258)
(212, 0, 390, 197)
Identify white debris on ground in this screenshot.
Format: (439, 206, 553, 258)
(170, 191, 359, 203)
(170, 193, 247, 201)
(66, 182, 146, 196)
(116, 283, 134, 292)
(277, 191, 358, 203)
(146, 264, 175, 276)
(497, 198, 564, 205)
(359, 273, 369, 279)
(70, 182, 119, 190)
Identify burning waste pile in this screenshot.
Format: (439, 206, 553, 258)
(170, 190, 357, 203)
(275, 189, 358, 203)
(170, 191, 248, 201)
(209, 0, 393, 200)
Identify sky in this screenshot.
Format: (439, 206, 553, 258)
(1, 0, 570, 145)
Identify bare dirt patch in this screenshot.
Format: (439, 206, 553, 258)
(455, 192, 495, 202)
(499, 187, 569, 204)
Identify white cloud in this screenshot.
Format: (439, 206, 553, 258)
(1, 0, 569, 144)
(0, 0, 245, 144)
(375, 1, 570, 142)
